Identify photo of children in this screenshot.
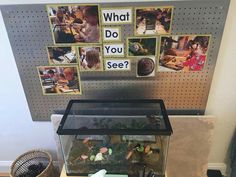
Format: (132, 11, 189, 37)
(47, 46, 77, 64)
(47, 5, 100, 44)
(158, 35, 210, 72)
(78, 46, 103, 71)
(137, 56, 156, 77)
(127, 37, 157, 57)
(37, 66, 81, 94)
(135, 7, 173, 35)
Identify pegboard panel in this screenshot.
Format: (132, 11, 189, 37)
(0, 0, 230, 121)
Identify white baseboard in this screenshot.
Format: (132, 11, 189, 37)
(208, 163, 227, 176)
(0, 161, 227, 176)
(0, 161, 11, 173)
(0, 160, 59, 173)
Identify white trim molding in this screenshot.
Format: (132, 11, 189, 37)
(0, 160, 59, 173)
(0, 161, 11, 173)
(208, 163, 227, 176)
(1, 161, 227, 176)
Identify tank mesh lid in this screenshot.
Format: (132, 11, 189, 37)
(57, 99, 173, 135)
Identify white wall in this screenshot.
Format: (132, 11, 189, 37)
(0, 0, 235, 174)
(206, 0, 236, 165)
(0, 10, 57, 172)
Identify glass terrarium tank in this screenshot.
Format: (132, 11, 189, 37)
(57, 99, 172, 177)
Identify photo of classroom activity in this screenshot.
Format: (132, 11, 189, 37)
(127, 37, 157, 57)
(78, 46, 103, 71)
(47, 46, 77, 64)
(137, 56, 156, 77)
(37, 66, 81, 94)
(135, 7, 173, 35)
(158, 35, 210, 72)
(47, 5, 100, 44)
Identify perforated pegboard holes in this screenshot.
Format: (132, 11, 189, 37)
(0, 0, 230, 120)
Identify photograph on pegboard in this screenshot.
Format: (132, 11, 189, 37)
(127, 37, 157, 57)
(135, 6, 173, 36)
(78, 45, 103, 71)
(158, 35, 211, 72)
(137, 56, 156, 77)
(47, 4, 101, 44)
(37, 66, 82, 95)
(47, 46, 77, 65)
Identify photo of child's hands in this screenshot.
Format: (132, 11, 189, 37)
(72, 23, 82, 32)
(176, 61, 183, 67)
(63, 85, 70, 90)
(81, 61, 87, 69)
(74, 34, 84, 42)
(75, 31, 85, 42)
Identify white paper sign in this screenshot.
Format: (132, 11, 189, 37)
(103, 43, 124, 57)
(103, 27, 121, 42)
(105, 59, 131, 71)
(101, 8, 133, 24)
